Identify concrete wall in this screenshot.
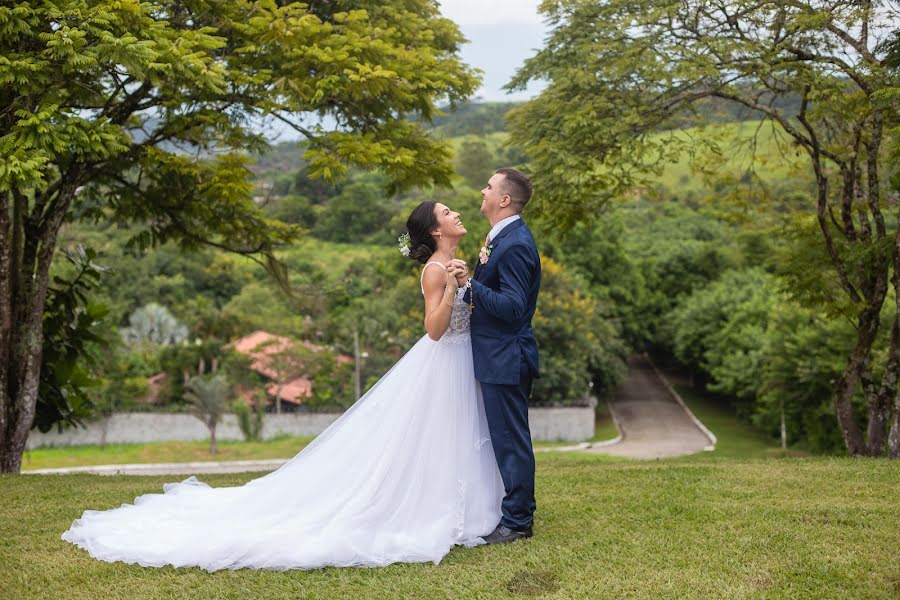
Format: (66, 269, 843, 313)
(26, 407, 594, 449)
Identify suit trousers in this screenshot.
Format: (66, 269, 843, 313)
(480, 361, 536, 530)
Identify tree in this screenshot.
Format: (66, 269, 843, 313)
(184, 374, 231, 454)
(313, 178, 396, 244)
(508, 0, 900, 457)
(119, 303, 188, 347)
(36, 245, 109, 433)
(455, 138, 495, 189)
(532, 256, 627, 405)
(667, 268, 777, 418)
(0, 0, 477, 472)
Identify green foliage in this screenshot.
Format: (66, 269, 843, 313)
(223, 282, 313, 340)
(506, 0, 898, 227)
(312, 177, 398, 244)
(561, 201, 739, 350)
(667, 269, 776, 417)
(184, 374, 232, 453)
(756, 303, 861, 454)
(427, 102, 518, 136)
(455, 139, 496, 189)
(119, 303, 188, 347)
(232, 396, 264, 442)
(308, 359, 356, 411)
(665, 266, 871, 453)
(1, 0, 478, 195)
(532, 257, 627, 405)
(541, 211, 648, 349)
(263, 194, 316, 228)
(35, 246, 110, 433)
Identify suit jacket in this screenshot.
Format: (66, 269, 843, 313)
(467, 219, 541, 385)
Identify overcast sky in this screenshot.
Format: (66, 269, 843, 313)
(440, 0, 549, 102)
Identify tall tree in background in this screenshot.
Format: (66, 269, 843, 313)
(508, 0, 900, 456)
(0, 0, 478, 472)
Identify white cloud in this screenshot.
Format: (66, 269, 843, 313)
(438, 0, 544, 25)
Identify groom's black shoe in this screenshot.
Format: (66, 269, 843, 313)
(480, 524, 533, 545)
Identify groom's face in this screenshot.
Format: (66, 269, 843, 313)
(480, 173, 509, 217)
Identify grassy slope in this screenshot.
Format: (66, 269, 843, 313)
(673, 384, 797, 460)
(652, 119, 810, 194)
(2, 455, 898, 599)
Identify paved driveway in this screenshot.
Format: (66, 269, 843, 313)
(588, 355, 713, 459)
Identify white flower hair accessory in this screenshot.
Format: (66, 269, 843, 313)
(398, 233, 411, 256)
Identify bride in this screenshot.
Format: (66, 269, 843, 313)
(61, 201, 505, 571)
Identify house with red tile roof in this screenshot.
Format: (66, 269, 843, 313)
(231, 330, 351, 411)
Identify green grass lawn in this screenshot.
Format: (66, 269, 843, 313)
(24, 426, 619, 470)
(7, 390, 899, 597)
(3, 454, 898, 599)
(594, 400, 620, 442)
(22, 436, 314, 471)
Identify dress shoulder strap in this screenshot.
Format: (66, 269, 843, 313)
(420, 261, 447, 294)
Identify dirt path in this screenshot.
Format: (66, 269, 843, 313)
(587, 355, 714, 459)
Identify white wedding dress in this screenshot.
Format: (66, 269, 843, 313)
(62, 263, 504, 571)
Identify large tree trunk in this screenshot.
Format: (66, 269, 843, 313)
(831, 304, 880, 457)
(889, 392, 900, 458)
(1, 183, 77, 473)
(208, 425, 217, 455)
(866, 320, 898, 456)
(0, 192, 11, 469)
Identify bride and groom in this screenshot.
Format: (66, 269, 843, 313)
(62, 168, 542, 571)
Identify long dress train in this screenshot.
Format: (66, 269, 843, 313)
(61, 267, 504, 570)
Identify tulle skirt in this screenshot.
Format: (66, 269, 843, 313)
(61, 333, 504, 571)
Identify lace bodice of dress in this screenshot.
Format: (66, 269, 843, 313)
(420, 262, 470, 342)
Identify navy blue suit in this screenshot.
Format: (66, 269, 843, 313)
(466, 218, 541, 530)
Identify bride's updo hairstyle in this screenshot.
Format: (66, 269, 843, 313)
(405, 200, 438, 264)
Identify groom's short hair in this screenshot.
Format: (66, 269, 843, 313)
(495, 168, 532, 212)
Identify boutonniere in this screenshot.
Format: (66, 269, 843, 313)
(479, 243, 494, 265)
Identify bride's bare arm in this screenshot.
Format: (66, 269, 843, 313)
(422, 265, 462, 341)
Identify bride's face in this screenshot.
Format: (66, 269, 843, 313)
(432, 203, 467, 240)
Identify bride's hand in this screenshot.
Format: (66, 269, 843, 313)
(447, 260, 469, 286)
(446, 266, 463, 291)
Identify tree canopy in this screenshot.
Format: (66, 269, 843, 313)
(0, 0, 479, 472)
(508, 0, 900, 456)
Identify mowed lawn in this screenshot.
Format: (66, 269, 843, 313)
(20, 436, 317, 471)
(2, 454, 898, 599)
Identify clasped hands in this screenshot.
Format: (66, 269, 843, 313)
(445, 259, 470, 289)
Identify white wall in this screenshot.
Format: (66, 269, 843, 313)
(26, 407, 594, 449)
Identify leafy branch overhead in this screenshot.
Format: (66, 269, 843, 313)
(508, 0, 899, 225)
(0, 0, 478, 473)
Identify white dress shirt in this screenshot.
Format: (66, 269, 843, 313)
(487, 214, 521, 244)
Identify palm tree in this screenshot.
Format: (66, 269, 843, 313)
(184, 374, 231, 454)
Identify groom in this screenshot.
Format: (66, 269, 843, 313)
(454, 167, 541, 545)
